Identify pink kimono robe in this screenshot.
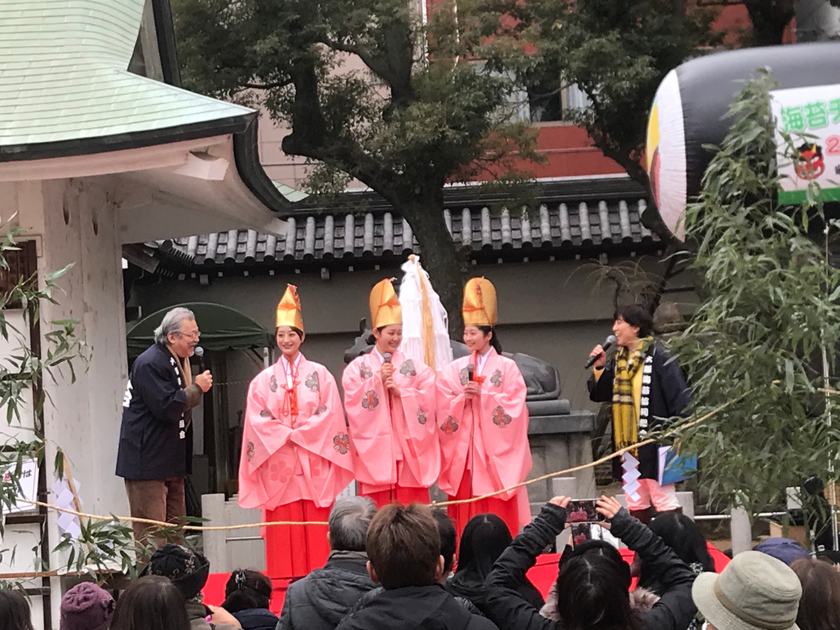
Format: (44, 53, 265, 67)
(239, 354, 353, 578)
(342, 349, 439, 506)
(436, 349, 532, 535)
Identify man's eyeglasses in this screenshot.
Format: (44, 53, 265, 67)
(178, 331, 201, 340)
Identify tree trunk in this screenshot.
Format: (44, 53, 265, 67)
(400, 195, 468, 337)
(744, 0, 795, 46)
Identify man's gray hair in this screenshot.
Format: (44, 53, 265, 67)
(329, 496, 378, 552)
(153, 307, 196, 346)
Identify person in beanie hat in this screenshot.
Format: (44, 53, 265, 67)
(754, 538, 810, 567)
(60, 582, 115, 630)
(141, 543, 240, 630)
(692, 550, 802, 630)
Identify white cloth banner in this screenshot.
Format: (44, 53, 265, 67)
(399, 256, 454, 371)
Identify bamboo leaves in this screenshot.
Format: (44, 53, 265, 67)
(672, 74, 840, 517)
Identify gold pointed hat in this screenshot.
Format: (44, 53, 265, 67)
(369, 278, 402, 329)
(276, 284, 304, 332)
(462, 277, 498, 327)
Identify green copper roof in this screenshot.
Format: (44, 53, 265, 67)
(273, 181, 309, 202)
(0, 0, 255, 160)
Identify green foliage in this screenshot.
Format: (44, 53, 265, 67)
(671, 74, 840, 515)
(0, 225, 86, 428)
(475, 0, 718, 184)
(54, 519, 137, 582)
(172, 0, 551, 327)
(172, 0, 540, 190)
(0, 219, 158, 587)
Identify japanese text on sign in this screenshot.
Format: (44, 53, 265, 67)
(781, 99, 840, 132)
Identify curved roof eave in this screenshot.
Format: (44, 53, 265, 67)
(0, 115, 254, 163)
(151, 0, 294, 213)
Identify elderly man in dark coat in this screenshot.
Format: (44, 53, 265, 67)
(116, 307, 212, 551)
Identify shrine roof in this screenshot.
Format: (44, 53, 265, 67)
(137, 178, 662, 275)
(0, 0, 254, 161)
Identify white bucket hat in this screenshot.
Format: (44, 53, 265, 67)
(692, 551, 802, 630)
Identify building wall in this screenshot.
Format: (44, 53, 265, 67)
(4, 177, 130, 629)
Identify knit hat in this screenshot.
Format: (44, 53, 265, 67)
(140, 543, 210, 600)
(754, 537, 810, 566)
(692, 550, 802, 630)
(59, 583, 114, 630)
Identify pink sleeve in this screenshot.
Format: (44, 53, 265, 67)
(435, 360, 471, 496)
(342, 358, 397, 486)
(241, 372, 294, 474)
(474, 359, 532, 499)
(392, 359, 440, 488)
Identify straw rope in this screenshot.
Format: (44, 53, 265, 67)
(13, 390, 750, 532)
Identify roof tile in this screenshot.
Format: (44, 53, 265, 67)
(155, 196, 658, 269)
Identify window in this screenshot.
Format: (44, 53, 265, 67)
(526, 82, 591, 123)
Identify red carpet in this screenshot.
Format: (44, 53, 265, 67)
(201, 542, 730, 613)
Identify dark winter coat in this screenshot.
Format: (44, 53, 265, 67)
(480, 503, 697, 630)
(116, 343, 202, 480)
(233, 608, 278, 630)
(277, 551, 376, 630)
(350, 585, 483, 618)
(447, 569, 544, 612)
(588, 344, 691, 479)
(335, 584, 498, 630)
(185, 601, 238, 630)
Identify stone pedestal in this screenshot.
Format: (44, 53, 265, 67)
(527, 406, 597, 511)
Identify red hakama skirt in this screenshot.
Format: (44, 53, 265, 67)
(360, 483, 430, 508)
(447, 469, 520, 537)
(264, 500, 331, 579)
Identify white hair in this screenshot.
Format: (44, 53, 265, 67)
(153, 307, 195, 346)
(328, 496, 378, 551)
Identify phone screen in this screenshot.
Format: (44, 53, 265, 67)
(566, 499, 605, 523)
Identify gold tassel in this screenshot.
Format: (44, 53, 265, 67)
(411, 255, 437, 369)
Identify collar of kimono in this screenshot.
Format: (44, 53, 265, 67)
(281, 352, 302, 376)
(373, 347, 391, 365)
(476, 346, 493, 373)
(278, 354, 301, 417)
(166, 346, 192, 388)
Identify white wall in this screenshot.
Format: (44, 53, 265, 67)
(13, 178, 129, 628)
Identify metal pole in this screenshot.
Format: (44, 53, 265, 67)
(823, 226, 839, 551)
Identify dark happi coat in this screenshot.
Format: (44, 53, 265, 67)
(116, 343, 201, 480)
(588, 344, 691, 480)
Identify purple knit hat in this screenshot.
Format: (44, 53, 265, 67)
(59, 583, 114, 630)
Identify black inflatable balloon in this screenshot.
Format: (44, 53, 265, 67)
(646, 41, 840, 240)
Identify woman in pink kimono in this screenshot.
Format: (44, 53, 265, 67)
(238, 285, 354, 579)
(436, 278, 532, 536)
(342, 278, 440, 507)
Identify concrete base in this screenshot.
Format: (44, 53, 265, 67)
(202, 493, 265, 573)
(527, 410, 597, 508)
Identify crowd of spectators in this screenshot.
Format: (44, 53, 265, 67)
(1, 495, 838, 630)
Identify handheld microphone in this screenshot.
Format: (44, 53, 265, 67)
(383, 352, 392, 364)
(584, 335, 617, 369)
(194, 346, 205, 372)
(467, 363, 475, 382)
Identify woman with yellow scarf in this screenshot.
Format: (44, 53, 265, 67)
(587, 304, 691, 524)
